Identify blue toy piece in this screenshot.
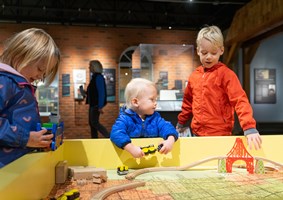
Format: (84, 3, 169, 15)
(36, 122, 64, 151)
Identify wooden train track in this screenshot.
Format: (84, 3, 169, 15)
(254, 156, 283, 169)
(90, 181, 146, 200)
(90, 156, 283, 199)
(125, 156, 283, 180)
(125, 156, 227, 180)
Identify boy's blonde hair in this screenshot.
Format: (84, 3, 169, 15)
(196, 25, 224, 49)
(124, 78, 156, 109)
(89, 60, 103, 73)
(0, 28, 60, 85)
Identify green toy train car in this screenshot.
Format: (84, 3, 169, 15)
(37, 122, 64, 151)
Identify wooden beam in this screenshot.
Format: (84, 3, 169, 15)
(244, 42, 260, 65)
(242, 42, 260, 99)
(226, 0, 283, 45)
(223, 43, 238, 65)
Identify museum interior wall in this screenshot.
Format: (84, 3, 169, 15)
(0, 23, 199, 138)
(1, 3, 283, 137)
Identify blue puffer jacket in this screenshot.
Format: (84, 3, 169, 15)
(110, 106, 178, 148)
(0, 63, 41, 168)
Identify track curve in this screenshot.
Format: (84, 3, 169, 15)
(254, 156, 283, 168)
(91, 181, 146, 200)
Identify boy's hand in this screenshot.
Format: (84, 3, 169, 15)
(158, 136, 175, 154)
(124, 143, 145, 158)
(246, 133, 262, 150)
(27, 129, 53, 148)
(176, 123, 186, 133)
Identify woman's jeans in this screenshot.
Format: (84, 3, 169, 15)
(89, 106, 109, 138)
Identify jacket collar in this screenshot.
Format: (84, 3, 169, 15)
(198, 62, 224, 73)
(0, 63, 26, 78)
(0, 63, 35, 94)
(121, 105, 155, 120)
(121, 105, 136, 115)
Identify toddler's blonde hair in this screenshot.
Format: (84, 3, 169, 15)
(124, 78, 156, 109)
(196, 25, 224, 49)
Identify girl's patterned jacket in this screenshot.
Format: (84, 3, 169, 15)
(0, 63, 41, 168)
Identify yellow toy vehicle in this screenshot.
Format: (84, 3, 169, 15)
(117, 165, 129, 175)
(56, 189, 80, 200)
(141, 144, 157, 155)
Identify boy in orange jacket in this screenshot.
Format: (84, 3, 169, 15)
(177, 25, 262, 150)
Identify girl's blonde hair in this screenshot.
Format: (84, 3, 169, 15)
(89, 60, 103, 73)
(0, 28, 60, 85)
(124, 78, 156, 109)
(196, 25, 224, 49)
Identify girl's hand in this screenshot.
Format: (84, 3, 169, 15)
(27, 129, 53, 148)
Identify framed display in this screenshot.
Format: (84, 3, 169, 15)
(73, 69, 86, 100)
(174, 80, 182, 90)
(103, 68, 116, 102)
(159, 71, 168, 89)
(62, 74, 70, 97)
(254, 69, 276, 104)
(73, 69, 86, 83)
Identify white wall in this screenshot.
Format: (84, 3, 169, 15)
(250, 33, 283, 122)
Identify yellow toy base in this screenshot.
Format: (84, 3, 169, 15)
(0, 136, 282, 199)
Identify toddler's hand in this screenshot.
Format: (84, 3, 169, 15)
(27, 129, 53, 148)
(124, 143, 145, 158)
(158, 136, 175, 154)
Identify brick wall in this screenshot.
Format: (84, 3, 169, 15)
(0, 23, 200, 139)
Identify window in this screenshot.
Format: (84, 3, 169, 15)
(35, 74, 59, 116)
(119, 46, 137, 105)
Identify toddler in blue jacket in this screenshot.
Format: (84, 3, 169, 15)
(110, 78, 178, 158)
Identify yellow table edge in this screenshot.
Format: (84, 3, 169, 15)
(0, 135, 282, 200)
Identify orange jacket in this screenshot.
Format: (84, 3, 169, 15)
(178, 62, 257, 136)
